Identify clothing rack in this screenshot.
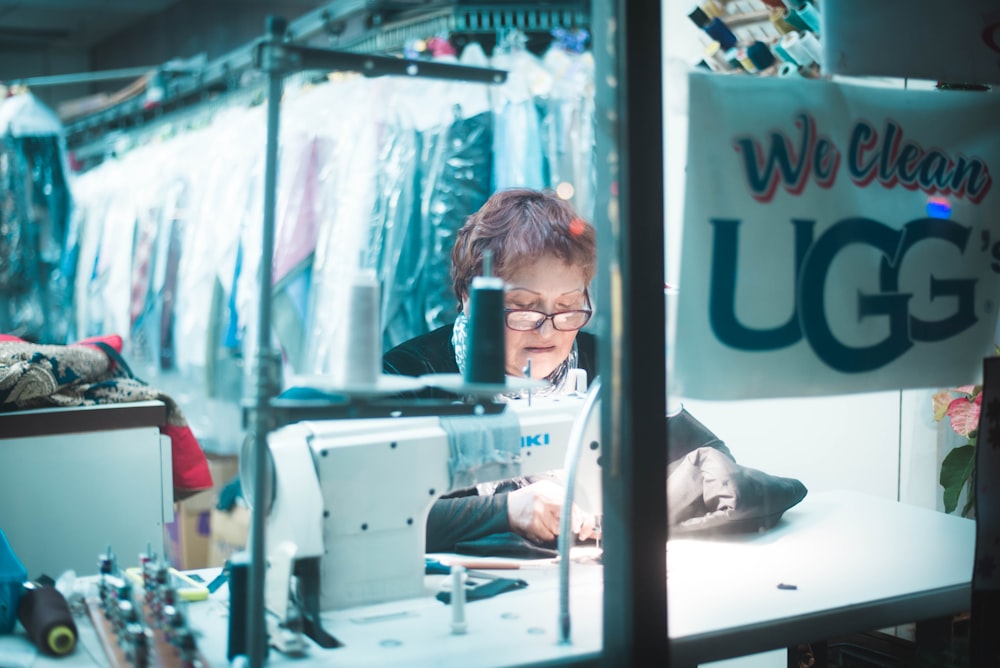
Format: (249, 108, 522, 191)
(61, 1, 589, 170)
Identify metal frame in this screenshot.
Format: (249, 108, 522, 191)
(592, 0, 668, 664)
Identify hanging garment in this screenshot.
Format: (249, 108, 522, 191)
(489, 34, 548, 192)
(375, 48, 495, 351)
(0, 93, 74, 343)
(370, 109, 420, 355)
(268, 134, 330, 374)
(540, 32, 596, 221)
(414, 109, 493, 335)
(301, 77, 382, 375)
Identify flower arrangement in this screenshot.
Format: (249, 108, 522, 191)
(932, 384, 982, 517)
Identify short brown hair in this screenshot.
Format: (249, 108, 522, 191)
(450, 188, 596, 308)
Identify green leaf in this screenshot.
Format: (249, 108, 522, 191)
(940, 444, 976, 514)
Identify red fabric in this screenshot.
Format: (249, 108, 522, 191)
(0, 333, 125, 351)
(167, 423, 214, 494)
(72, 333, 124, 353)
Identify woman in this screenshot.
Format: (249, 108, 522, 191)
(384, 188, 601, 553)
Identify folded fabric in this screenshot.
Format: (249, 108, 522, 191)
(0, 333, 213, 498)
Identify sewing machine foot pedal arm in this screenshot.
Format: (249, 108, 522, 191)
(295, 557, 342, 649)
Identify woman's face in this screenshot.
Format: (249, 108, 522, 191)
(464, 253, 590, 380)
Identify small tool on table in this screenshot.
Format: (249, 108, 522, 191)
(425, 558, 528, 604)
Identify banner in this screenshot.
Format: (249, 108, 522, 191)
(822, 0, 1000, 86)
(675, 72, 1000, 400)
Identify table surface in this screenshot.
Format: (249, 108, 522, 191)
(665, 489, 975, 665)
(2, 489, 975, 668)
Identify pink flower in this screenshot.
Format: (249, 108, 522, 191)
(932, 385, 982, 438)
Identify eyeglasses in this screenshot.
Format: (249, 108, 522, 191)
(503, 308, 593, 332)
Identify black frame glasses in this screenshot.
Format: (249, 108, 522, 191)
(503, 308, 593, 332)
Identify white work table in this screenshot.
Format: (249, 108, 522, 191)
(5, 490, 975, 667)
(666, 489, 975, 665)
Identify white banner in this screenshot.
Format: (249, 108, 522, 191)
(823, 0, 1000, 86)
(675, 72, 1000, 400)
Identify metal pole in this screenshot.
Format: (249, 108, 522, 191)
(248, 15, 288, 668)
(8, 66, 157, 87)
(593, 0, 668, 664)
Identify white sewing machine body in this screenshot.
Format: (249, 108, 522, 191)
(260, 391, 602, 615)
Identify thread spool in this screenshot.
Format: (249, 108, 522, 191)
(704, 17, 737, 51)
(779, 31, 814, 67)
(703, 41, 730, 72)
(747, 41, 776, 71)
(797, 30, 824, 67)
(771, 39, 798, 65)
(781, 7, 810, 31)
(464, 274, 506, 385)
(778, 62, 803, 78)
(17, 582, 77, 657)
(227, 552, 250, 662)
(769, 7, 796, 34)
(700, 0, 724, 18)
(687, 6, 711, 29)
(328, 268, 381, 388)
(342, 269, 381, 386)
(723, 47, 744, 71)
(736, 47, 758, 74)
(791, 2, 821, 33)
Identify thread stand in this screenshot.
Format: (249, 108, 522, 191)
(85, 549, 210, 668)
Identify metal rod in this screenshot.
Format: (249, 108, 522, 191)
(290, 43, 506, 83)
(8, 66, 157, 87)
(557, 376, 602, 644)
(248, 15, 287, 668)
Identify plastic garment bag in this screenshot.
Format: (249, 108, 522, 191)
(301, 76, 382, 376)
(0, 92, 74, 343)
(539, 29, 596, 222)
(372, 45, 495, 352)
(182, 109, 263, 381)
(242, 89, 332, 377)
(489, 32, 548, 193)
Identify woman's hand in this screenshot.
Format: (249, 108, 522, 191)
(506, 479, 599, 545)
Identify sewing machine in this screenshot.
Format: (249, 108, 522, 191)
(248, 382, 602, 650)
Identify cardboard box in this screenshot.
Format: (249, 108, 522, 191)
(164, 454, 239, 570)
(164, 508, 211, 571)
(208, 504, 250, 568)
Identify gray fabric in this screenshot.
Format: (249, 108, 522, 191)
(440, 409, 522, 489)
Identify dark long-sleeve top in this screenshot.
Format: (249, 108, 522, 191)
(384, 326, 727, 551)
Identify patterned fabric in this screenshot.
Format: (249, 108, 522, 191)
(0, 334, 213, 497)
(451, 311, 580, 398)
